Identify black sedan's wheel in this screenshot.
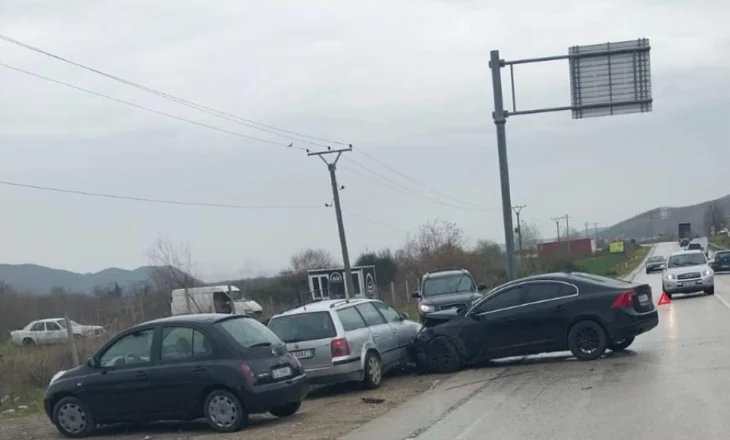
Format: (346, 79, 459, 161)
(269, 401, 301, 418)
(608, 336, 635, 352)
(363, 352, 383, 389)
(204, 389, 247, 433)
(425, 337, 462, 373)
(568, 321, 607, 361)
(52, 396, 96, 438)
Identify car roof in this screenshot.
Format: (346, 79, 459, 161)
(669, 250, 705, 257)
(136, 313, 241, 327)
(423, 269, 470, 279)
(272, 298, 374, 317)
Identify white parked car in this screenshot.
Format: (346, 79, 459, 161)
(9, 318, 105, 347)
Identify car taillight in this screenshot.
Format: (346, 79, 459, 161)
(330, 338, 350, 357)
(611, 290, 636, 308)
(239, 361, 257, 385)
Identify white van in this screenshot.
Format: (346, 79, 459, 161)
(170, 285, 263, 318)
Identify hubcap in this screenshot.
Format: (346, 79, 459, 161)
(208, 395, 238, 428)
(369, 357, 381, 384)
(575, 327, 600, 354)
(57, 402, 87, 434)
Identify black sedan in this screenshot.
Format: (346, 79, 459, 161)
(44, 314, 308, 438)
(414, 272, 658, 373)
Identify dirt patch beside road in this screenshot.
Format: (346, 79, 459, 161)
(0, 371, 447, 440)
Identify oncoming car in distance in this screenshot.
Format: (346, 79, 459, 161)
(44, 314, 307, 438)
(662, 250, 714, 299)
(267, 299, 420, 389)
(644, 255, 666, 274)
(414, 272, 658, 373)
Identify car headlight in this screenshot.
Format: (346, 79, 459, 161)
(704, 269, 713, 276)
(665, 273, 675, 280)
(419, 304, 436, 313)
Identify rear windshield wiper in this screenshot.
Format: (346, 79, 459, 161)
(248, 342, 273, 348)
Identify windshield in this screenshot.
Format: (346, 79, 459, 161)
(668, 253, 707, 268)
(216, 316, 282, 348)
(268, 312, 337, 343)
(648, 256, 664, 262)
(422, 274, 475, 297)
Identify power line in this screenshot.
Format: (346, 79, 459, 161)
(0, 33, 347, 149)
(341, 160, 499, 212)
(342, 209, 409, 234)
(0, 180, 323, 210)
(0, 62, 303, 151)
(354, 149, 486, 209)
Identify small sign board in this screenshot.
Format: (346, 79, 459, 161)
(569, 38, 652, 119)
(609, 241, 625, 253)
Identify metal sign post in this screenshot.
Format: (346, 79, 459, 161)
(489, 38, 653, 281)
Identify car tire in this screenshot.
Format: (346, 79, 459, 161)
(203, 389, 247, 433)
(567, 320, 607, 361)
(22, 338, 35, 347)
(705, 286, 715, 295)
(52, 396, 96, 438)
(269, 401, 301, 418)
(425, 337, 462, 373)
(645, 269, 650, 274)
(363, 352, 383, 390)
(608, 336, 635, 352)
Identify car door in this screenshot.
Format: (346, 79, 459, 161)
(78, 327, 157, 420)
(151, 325, 216, 416)
(372, 301, 414, 364)
(29, 321, 46, 344)
(355, 303, 398, 367)
(516, 282, 579, 351)
(462, 285, 528, 360)
(44, 321, 66, 345)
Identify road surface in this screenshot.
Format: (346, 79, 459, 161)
(342, 242, 730, 440)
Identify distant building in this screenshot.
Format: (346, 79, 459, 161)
(537, 238, 596, 259)
(306, 265, 378, 300)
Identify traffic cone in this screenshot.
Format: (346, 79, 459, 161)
(657, 292, 671, 306)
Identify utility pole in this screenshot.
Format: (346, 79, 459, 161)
(490, 50, 517, 281)
(552, 217, 563, 241)
(564, 214, 572, 255)
(512, 205, 526, 260)
(592, 222, 599, 243)
(308, 146, 356, 299)
(585, 222, 589, 238)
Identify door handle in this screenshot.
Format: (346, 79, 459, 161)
(555, 305, 566, 312)
(192, 366, 207, 373)
(135, 371, 149, 379)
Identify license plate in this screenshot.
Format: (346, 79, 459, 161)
(272, 366, 292, 380)
(292, 349, 314, 359)
(638, 294, 649, 303)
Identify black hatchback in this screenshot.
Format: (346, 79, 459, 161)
(44, 314, 308, 438)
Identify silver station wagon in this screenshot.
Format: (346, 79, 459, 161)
(267, 299, 421, 389)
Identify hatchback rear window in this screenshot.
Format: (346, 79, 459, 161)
(216, 317, 282, 348)
(268, 312, 337, 343)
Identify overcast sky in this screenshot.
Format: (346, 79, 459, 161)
(1, 0, 728, 280)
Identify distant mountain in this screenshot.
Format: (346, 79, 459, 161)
(602, 195, 730, 239)
(0, 264, 158, 295)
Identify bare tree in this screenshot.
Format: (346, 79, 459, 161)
(146, 237, 202, 317)
(518, 222, 542, 250)
(290, 248, 336, 273)
(704, 203, 726, 235)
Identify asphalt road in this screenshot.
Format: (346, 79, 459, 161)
(342, 242, 730, 440)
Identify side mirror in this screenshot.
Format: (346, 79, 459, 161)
(477, 284, 488, 292)
(411, 291, 422, 299)
(87, 358, 97, 368)
(399, 312, 409, 320)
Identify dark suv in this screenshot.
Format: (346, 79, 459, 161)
(411, 269, 487, 322)
(44, 314, 308, 438)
